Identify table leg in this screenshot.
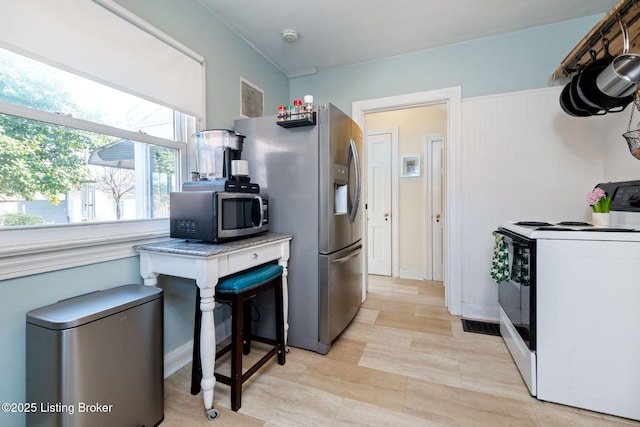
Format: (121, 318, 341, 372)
(190, 289, 202, 395)
(279, 259, 290, 347)
(197, 286, 219, 419)
(139, 253, 159, 287)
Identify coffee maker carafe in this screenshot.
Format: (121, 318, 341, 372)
(192, 129, 245, 181)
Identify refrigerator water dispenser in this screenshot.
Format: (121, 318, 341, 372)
(334, 163, 348, 214)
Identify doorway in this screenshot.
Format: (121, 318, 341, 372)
(364, 109, 445, 282)
(366, 129, 395, 276)
(353, 87, 462, 315)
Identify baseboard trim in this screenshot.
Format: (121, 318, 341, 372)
(399, 269, 424, 280)
(163, 317, 231, 379)
(461, 303, 498, 322)
(164, 340, 193, 379)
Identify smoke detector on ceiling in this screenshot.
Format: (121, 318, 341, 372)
(282, 29, 299, 43)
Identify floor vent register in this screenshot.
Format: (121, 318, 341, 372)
(461, 319, 500, 336)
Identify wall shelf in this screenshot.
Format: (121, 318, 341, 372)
(553, 0, 640, 80)
(276, 112, 316, 128)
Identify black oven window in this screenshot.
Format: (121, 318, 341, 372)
(497, 233, 535, 350)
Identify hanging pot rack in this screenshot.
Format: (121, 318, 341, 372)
(553, 0, 640, 80)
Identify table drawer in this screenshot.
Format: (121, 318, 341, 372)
(227, 243, 282, 273)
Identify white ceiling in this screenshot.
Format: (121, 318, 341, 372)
(198, 0, 617, 77)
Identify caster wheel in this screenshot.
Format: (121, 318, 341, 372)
(206, 407, 220, 420)
(285, 346, 291, 354)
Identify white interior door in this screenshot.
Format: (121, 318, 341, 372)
(426, 135, 444, 281)
(366, 131, 392, 276)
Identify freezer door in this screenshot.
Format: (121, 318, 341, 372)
(318, 242, 363, 349)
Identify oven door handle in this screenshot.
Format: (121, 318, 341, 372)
(492, 231, 529, 248)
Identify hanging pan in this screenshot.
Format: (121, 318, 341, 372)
(569, 63, 606, 116)
(560, 77, 592, 116)
(576, 39, 634, 113)
(597, 20, 640, 99)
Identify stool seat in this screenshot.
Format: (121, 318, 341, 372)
(217, 264, 283, 294)
(191, 262, 286, 412)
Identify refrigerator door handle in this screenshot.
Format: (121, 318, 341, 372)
(331, 245, 362, 264)
(347, 138, 361, 224)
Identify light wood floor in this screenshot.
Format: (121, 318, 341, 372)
(161, 276, 640, 426)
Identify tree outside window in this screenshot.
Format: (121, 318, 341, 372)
(0, 47, 185, 226)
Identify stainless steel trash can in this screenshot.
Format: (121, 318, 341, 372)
(26, 285, 164, 427)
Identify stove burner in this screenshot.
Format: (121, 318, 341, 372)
(536, 226, 572, 231)
(556, 221, 592, 226)
(515, 221, 553, 227)
(579, 228, 639, 232)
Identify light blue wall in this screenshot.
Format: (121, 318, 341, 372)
(290, 16, 600, 114)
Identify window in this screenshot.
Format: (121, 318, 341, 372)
(0, 47, 193, 227)
(0, 0, 205, 279)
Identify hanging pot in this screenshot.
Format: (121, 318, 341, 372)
(576, 55, 633, 112)
(596, 21, 640, 98)
(596, 54, 640, 97)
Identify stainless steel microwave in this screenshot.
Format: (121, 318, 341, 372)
(169, 191, 268, 242)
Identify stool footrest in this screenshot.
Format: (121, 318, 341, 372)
(215, 334, 274, 358)
(214, 345, 280, 387)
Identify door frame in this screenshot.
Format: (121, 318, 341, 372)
(353, 87, 462, 315)
(366, 127, 399, 277)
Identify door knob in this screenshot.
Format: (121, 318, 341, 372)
(384, 212, 389, 221)
(435, 213, 441, 223)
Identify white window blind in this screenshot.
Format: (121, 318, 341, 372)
(0, 0, 205, 119)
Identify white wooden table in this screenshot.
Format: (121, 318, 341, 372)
(135, 233, 292, 419)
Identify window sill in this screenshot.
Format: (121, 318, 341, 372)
(0, 219, 170, 280)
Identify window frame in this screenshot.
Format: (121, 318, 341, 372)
(0, 218, 170, 281)
(0, 100, 190, 280)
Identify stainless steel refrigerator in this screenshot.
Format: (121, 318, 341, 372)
(235, 103, 363, 354)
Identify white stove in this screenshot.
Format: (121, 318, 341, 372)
(495, 180, 640, 421)
(500, 218, 640, 241)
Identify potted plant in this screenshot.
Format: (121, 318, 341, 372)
(587, 187, 612, 225)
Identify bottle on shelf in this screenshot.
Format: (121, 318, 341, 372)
(304, 95, 313, 119)
(293, 99, 302, 119)
(277, 105, 286, 122)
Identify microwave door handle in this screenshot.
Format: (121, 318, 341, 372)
(253, 195, 264, 228)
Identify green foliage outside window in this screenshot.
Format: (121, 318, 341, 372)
(0, 51, 97, 205)
(1, 212, 46, 226)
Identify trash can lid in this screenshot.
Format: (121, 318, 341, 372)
(26, 285, 162, 330)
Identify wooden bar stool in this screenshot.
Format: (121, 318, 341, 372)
(191, 263, 286, 412)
